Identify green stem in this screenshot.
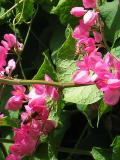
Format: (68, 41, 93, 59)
(18, 56, 26, 79)
(0, 0, 23, 19)
(0, 77, 93, 88)
(23, 20, 32, 49)
(74, 124, 89, 148)
(57, 147, 91, 156)
(23, 5, 38, 49)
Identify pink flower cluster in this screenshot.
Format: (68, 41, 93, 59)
(71, 0, 120, 105)
(0, 34, 23, 76)
(6, 75, 59, 160)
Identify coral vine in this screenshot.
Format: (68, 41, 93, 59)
(6, 75, 59, 159)
(0, 0, 120, 159)
(71, 0, 120, 105)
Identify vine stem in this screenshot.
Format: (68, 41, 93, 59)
(0, 0, 23, 19)
(17, 55, 26, 79)
(67, 123, 89, 159)
(57, 147, 91, 156)
(23, 4, 38, 49)
(0, 77, 93, 88)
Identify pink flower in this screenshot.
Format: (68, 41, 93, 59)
(73, 20, 90, 40)
(4, 34, 16, 48)
(104, 53, 120, 76)
(83, 10, 98, 26)
(0, 46, 7, 70)
(28, 87, 43, 100)
(76, 51, 102, 71)
(32, 75, 59, 101)
(28, 98, 49, 121)
(82, 0, 96, 9)
(5, 96, 23, 111)
(9, 120, 42, 158)
(14, 122, 42, 142)
(103, 89, 120, 105)
(1, 40, 10, 50)
(78, 37, 96, 54)
(0, 113, 4, 118)
(95, 60, 109, 75)
(21, 112, 29, 122)
(6, 154, 21, 160)
(70, 7, 87, 17)
(10, 139, 36, 156)
(107, 79, 120, 89)
(6, 85, 26, 110)
(0, 46, 7, 55)
(32, 84, 45, 96)
(2, 34, 23, 52)
(29, 119, 43, 138)
(5, 59, 16, 74)
(44, 74, 59, 101)
(73, 70, 91, 84)
(93, 31, 102, 43)
(11, 85, 26, 99)
(6, 74, 59, 158)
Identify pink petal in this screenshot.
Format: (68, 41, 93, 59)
(4, 34, 16, 48)
(70, 7, 87, 17)
(104, 89, 120, 105)
(5, 96, 23, 111)
(6, 154, 21, 160)
(73, 70, 91, 84)
(93, 31, 102, 43)
(83, 10, 98, 26)
(83, 0, 96, 9)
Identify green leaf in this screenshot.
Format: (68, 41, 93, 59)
(111, 136, 120, 149)
(0, 7, 5, 17)
(64, 85, 102, 105)
(48, 100, 61, 125)
(97, 101, 112, 127)
(111, 39, 120, 58)
(51, 0, 82, 25)
(98, 0, 107, 6)
(33, 52, 57, 80)
(15, 0, 35, 23)
(55, 25, 76, 82)
(111, 136, 120, 160)
(100, 0, 120, 43)
(91, 147, 112, 160)
(0, 117, 20, 128)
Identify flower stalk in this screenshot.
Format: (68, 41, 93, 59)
(0, 77, 93, 88)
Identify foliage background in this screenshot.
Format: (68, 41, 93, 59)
(0, 0, 120, 160)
